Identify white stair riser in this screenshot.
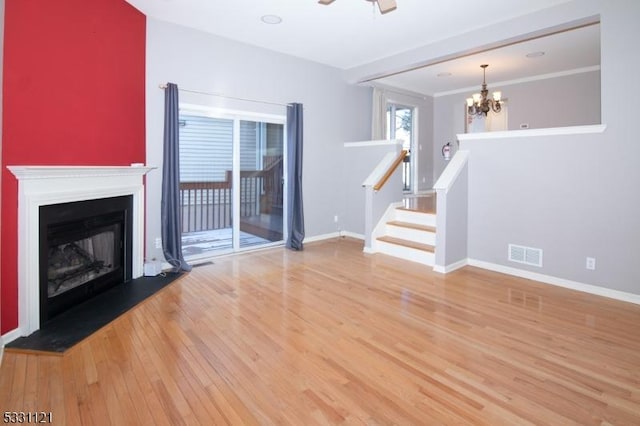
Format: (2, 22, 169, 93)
(394, 209, 436, 227)
(386, 225, 436, 246)
(376, 240, 435, 266)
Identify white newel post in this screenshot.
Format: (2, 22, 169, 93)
(7, 166, 156, 337)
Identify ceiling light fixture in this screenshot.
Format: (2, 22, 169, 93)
(318, 0, 397, 15)
(466, 64, 502, 117)
(261, 15, 282, 25)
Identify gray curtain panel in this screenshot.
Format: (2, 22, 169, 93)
(286, 103, 305, 250)
(161, 83, 192, 272)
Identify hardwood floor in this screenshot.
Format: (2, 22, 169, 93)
(2, 238, 640, 425)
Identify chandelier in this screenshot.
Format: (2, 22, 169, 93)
(466, 64, 502, 117)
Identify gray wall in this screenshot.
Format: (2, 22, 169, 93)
(432, 93, 465, 186)
(433, 70, 602, 183)
(461, 0, 640, 295)
(342, 143, 403, 236)
(463, 129, 633, 292)
(145, 19, 371, 261)
(505, 70, 600, 131)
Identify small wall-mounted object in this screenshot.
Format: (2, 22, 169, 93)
(442, 142, 452, 161)
(520, 123, 530, 129)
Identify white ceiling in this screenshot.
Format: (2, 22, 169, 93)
(125, 0, 599, 95)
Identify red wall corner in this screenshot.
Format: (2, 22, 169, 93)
(1, 0, 146, 334)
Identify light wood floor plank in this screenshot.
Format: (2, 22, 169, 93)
(2, 238, 640, 424)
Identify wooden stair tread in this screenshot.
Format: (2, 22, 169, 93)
(396, 206, 436, 214)
(401, 194, 436, 213)
(387, 221, 436, 233)
(377, 236, 435, 253)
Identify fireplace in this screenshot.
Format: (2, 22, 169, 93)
(39, 196, 133, 323)
(8, 165, 155, 337)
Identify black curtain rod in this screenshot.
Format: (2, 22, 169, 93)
(159, 83, 289, 107)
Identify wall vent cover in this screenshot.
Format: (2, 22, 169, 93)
(508, 244, 543, 267)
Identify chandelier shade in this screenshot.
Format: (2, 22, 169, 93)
(466, 64, 502, 117)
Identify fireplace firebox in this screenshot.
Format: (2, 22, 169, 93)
(39, 196, 133, 324)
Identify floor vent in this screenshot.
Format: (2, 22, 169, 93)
(508, 244, 543, 267)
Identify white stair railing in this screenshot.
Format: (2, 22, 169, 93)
(362, 149, 406, 251)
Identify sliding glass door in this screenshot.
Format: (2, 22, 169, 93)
(386, 104, 415, 193)
(178, 108, 285, 260)
(239, 121, 284, 249)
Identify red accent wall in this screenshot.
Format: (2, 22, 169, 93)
(1, 0, 146, 334)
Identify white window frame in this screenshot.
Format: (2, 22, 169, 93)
(179, 103, 288, 256)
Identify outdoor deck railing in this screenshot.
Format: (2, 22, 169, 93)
(180, 156, 283, 233)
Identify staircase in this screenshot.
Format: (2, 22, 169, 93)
(373, 195, 436, 266)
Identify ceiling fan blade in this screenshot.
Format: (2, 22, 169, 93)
(318, 0, 336, 5)
(377, 0, 397, 14)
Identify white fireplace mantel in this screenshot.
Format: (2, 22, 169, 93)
(8, 165, 155, 180)
(7, 165, 156, 338)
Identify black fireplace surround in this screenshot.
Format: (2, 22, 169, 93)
(39, 195, 133, 324)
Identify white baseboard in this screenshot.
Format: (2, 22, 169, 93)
(468, 258, 640, 305)
(1, 327, 25, 346)
(304, 232, 340, 243)
(341, 231, 364, 240)
(433, 259, 468, 274)
(305, 231, 364, 244)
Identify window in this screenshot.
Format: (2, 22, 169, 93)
(178, 107, 286, 260)
(386, 104, 414, 192)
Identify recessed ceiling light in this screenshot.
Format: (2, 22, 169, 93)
(437, 72, 452, 77)
(261, 15, 282, 25)
(526, 51, 545, 58)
